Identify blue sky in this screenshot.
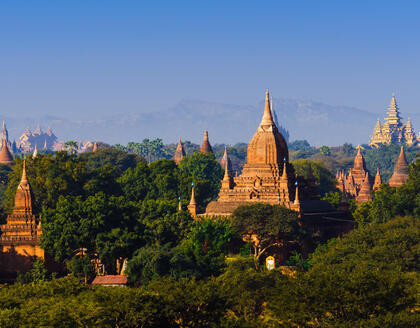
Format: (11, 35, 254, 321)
(1, 0, 419, 119)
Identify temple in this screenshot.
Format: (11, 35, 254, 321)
(389, 147, 409, 187)
(336, 145, 375, 204)
(200, 91, 352, 240)
(200, 130, 213, 154)
(337, 145, 410, 204)
(370, 95, 417, 147)
(0, 138, 14, 165)
(0, 161, 43, 277)
(173, 138, 186, 164)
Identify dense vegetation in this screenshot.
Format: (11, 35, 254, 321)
(0, 144, 418, 327)
(114, 138, 418, 183)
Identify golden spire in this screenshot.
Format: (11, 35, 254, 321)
(92, 141, 98, 152)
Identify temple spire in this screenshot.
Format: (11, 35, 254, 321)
(92, 141, 98, 152)
(373, 168, 382, 189)
(173, 137, 186, 164)
(221, 153, 233, 190)
(0, 138, 14, 165)
(32, 144, 38, 158)
(294, 180, 300, 205)
(260, 90, 275, 127)
(389, 147, 409, 187)
(187, 182, 197, 216)
(200, 130, 213, 154)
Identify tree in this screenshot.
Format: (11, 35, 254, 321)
(353, 155, 420, 223)
(292, 158, 338, 196)
(266, 216, 420, 327)
(341, 142, 354, 156)
(80, 147, 144, 174)
(64, 140, 79, 154)
(319, 145, 331, 156)
(231, 203, 304, 266)
(178, 152, 223, 208)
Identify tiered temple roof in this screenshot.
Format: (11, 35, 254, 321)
(370, 95, 417, 146)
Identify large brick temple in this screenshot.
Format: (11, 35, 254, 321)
(202, 91, 353, 240)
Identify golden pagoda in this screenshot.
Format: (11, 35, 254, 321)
(0, 161, 43, 274)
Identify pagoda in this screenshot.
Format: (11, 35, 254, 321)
(200, 130, 213, 154)
(337, 145, 378, 204)
(0, 139, 14, 165)
(370, 95, 417, 146)
(389, 147, 409, 187)
(0, 161, 43, 275)
(173, 138, 186, 164)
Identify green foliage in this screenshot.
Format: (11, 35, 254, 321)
(16, 258, 49, 284)
(231, 203, 303, 263)
(80, 147, 144, 174)
(1, 215, 419, 328)
(319, 145, 331, 156)
(179, 218, 235, 278)
(126, 138, 166, 162)
(66, 256, 95, 282)
(178, 152, 223, 207)
(64, 140, 79, 154)
(292, 158, 338, 196)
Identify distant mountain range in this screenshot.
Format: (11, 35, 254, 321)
(2, 98, 419, 146)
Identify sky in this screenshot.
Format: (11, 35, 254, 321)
(1, 0, 419, 120)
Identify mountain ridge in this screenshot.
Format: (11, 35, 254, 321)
(1, 98, 418, 146)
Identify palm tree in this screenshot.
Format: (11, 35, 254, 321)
(64, 140, 79, 154)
